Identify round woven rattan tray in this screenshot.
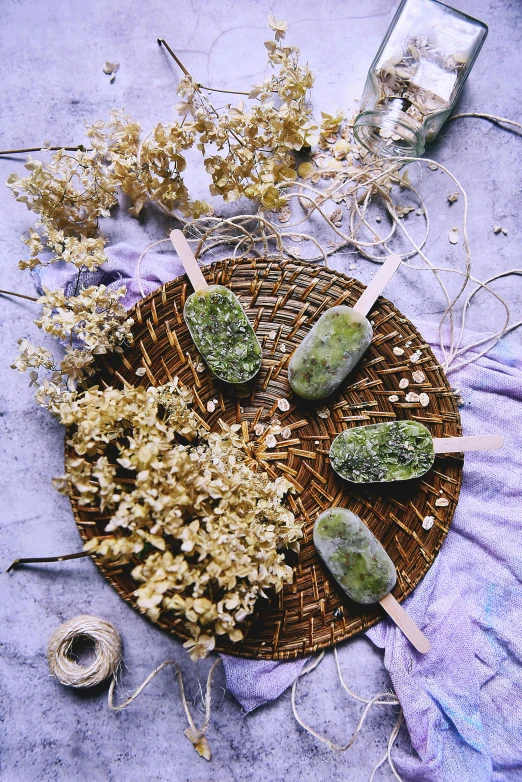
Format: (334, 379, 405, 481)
(70, 257, 463, 660)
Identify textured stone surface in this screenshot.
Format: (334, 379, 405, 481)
(1, 0, 521, 780)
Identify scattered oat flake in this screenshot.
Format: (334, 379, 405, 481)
(281, 427, 292, 440)
(196, 362, 205, 373)
(254, 423, 265, 437)
(206, 401, 216, 413)
(493, 225, 508, 235)
(406, 392, 420, 402)
(280, 343, 287, 353)
(290, 234, 303, 243)
(399, 378, 409, 389)
(388, 394, 399, 402)
(110, 74, 116, 84)
(422, 516, 435, 530)
(375, 215, 382, 223)
(103, 61, 120, 75)
(265, 434, 277, 448)
(277, 398, 290, 412)
(447, 192, 459, 204)
(410, 350, 422, 363)
(427, 162, 439, 170)
(268, 330, 277, 340)
(278, 207, 292, 224)
(317, 406, 330, 419)
(393, 346, 405, 356)
(435, 497, 449, 507)
(405, 340, 412, 348)
(416, 208, 424, 216)
(349, 263, 357, 270)
(135, 367, 147, 376)
(419, 393, 430, 407)
(412, 370, 425, 383)
(448, 227, 459, 245)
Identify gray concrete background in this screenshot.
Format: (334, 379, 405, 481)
(1, 1, 520, 780)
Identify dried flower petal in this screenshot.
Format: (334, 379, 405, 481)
(419, 393, 430, 407)
(393, 346, 405, 356)
(399, 378, 409, 389)
(435, 497, 449, 507)
(277, 398, 290, 412)
(422, 515, 435, 530)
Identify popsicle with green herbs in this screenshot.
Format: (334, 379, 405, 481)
(314, 507, 430, 653)
(330, 421, 504, 483)
(171, 230, 262, 384)
(288, 254, 401, 400)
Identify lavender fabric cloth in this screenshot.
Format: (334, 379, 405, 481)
(38, 244, 522, 779)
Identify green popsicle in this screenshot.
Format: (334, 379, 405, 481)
(330, 420, 435, 483)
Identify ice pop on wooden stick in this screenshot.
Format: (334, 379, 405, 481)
(314, 507, 430, 654)
(288, 254, 402, 400)
(170, 230, 262, 384)
(330, 421, 504, 483)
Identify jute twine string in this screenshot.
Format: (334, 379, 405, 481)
(291, 647, 403, 781)
(47, 614, 221, 760)
(47, 615, 122, 688)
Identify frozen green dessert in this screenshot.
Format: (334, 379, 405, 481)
(288, 306, 373, 400)
(314, 507, 396, 604)
(184, 285, 262, 384)
(330, 420, 435, 483)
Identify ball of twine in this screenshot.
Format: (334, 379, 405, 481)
(47, 614, 122, 688)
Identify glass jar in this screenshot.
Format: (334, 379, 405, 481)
(353, 0, 488, 158)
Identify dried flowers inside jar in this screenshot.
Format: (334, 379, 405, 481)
(354, 0, 488, 157)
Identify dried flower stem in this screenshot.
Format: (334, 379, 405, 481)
(6, 550, 91, 573)
(157, 37, 251, 96)
(0, 288, 38, 301)
(0, 146, 90, 156)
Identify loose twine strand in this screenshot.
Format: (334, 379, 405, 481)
(47, 615, 221, 760)
(291, 647, 403, 780)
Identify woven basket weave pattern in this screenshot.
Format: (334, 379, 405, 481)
(70, 258, 462, 660)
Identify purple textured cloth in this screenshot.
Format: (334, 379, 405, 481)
(38, 244, 522, 779)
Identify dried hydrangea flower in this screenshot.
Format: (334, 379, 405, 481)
(56, 382, 303, 660)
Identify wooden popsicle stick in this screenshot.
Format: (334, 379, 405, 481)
(379, 592, 430, 654)
(170, 229, 208, 292)
(432, 434, 504, 454)
(352, 253, 402, 318)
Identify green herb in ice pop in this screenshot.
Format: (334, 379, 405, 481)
(184, 285, 262, 384)
(314, 507, 396, 604)
(330, 420, 435, 483)
(288, 306, 372, 400)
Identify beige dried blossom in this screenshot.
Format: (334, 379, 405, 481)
(54, 384, 303, 659)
